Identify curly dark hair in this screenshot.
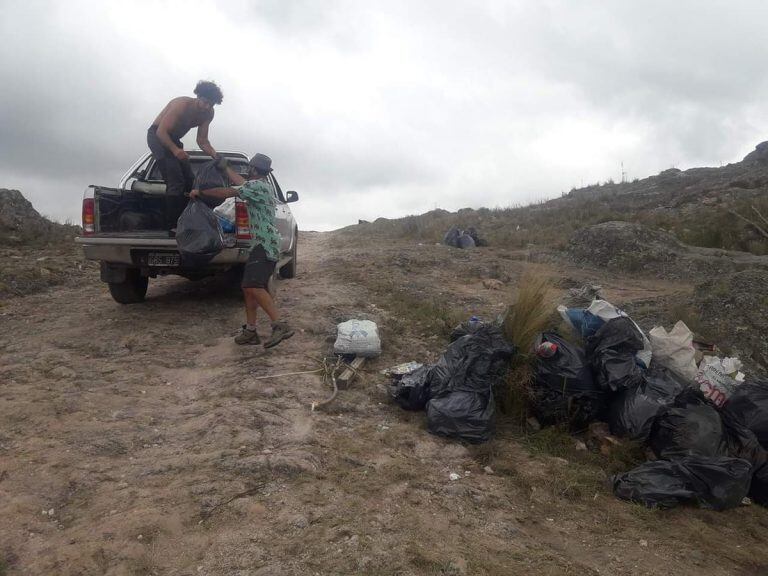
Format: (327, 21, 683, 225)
(194, 80, 223, 105)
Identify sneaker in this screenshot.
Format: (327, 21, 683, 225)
(264, 321, 294, 349)
(234, 325, 261, 345)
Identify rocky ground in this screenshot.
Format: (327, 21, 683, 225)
(2, 230, 768, 576)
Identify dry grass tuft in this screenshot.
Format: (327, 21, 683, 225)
(502, 271, 556, 354)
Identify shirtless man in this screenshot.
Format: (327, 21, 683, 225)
(146, 80, 223, 228)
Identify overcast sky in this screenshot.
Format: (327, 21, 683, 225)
(2, 0, 768, 231)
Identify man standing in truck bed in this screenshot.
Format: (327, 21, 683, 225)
(147, 80, 223, 228)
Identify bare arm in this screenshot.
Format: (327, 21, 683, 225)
(190, 186, 238, 200)
(224, 165, 245, 186)
(196, 111, 217, 158)
(156, 101, 187, 160)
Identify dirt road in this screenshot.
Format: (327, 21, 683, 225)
(1, 232, 767, 575)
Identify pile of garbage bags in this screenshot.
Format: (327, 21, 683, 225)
(536, 299, 768, 510)
(443, 226, 486, 249)
(390, 322, 515, 443)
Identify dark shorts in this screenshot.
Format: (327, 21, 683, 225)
(241, 245, 276, 289)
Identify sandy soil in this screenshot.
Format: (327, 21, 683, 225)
(1, 231, 767, 576)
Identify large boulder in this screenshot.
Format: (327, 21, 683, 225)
(568, 221, 683, 275)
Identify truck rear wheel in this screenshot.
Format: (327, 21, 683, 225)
(108, 269, 149, 304)
(279, 230, 298, 279)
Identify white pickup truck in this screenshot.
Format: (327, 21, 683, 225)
(75, 151, 299, 304)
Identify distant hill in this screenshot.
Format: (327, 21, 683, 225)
(0, 189, 79, 246)
(341, 141, 768, 255)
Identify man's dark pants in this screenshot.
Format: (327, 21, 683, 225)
(147, 126, 194, 229)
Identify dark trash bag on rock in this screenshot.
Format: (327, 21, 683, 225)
(726, 378, 768, 450)
(586, 317, 644, 392)
(176, 199, 224, 267)
(720, 405, 768, 506)
(649, 388, 727, 460)
(612, 456, 752, 510)
(531, 332, 607, 428)
(426, 325, 515, 443)
(427, 391, 496, 444)
(608, 365, 686, 441)
(391, 365, 431, 411)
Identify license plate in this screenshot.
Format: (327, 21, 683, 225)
(148, 252, 180, 267)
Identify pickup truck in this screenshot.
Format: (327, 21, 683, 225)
(75, 150, 299, 304)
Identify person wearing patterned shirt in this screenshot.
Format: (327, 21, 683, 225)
(190, 153, 294, 347)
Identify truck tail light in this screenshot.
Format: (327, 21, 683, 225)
(82, 198, 95, 235)
(235, 200, 251, 240)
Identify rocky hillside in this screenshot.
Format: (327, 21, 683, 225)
(0, 189, 90, 301)
(342, 141, 768, 255)
(0, 188, 79, 246)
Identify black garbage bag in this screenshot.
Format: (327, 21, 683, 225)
(612, 456, 752, 510)
(428, 325, 515, 399)
(586, 317, 644, 392)
(194, 160, 228, 208)
(751, 462, 768, 506)
(443, 226, 461, 248)
(425, 325, 514, 443)
(449, 319, 484, 342)
(648, 388, 728, 460)
(530, 332, 607, 428)
(726, 378, 768, 450)
(427, 391, 495, 443)
(720, 405, 768, 506)
(176, 199, 224, 267)
(466, 227, 487, 247)
(457, 234, 476, 249)
(391, 365, 431, 411)
(608, 365, 686, 441)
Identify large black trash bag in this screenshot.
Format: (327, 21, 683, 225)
(648, 388, 728, 460)
(425, 325, 515, 443)
(612, 456, 752, 510)
(391, 365, 431, 411)
(428, 325, 515, 399)
(194, 160, 228, 208)
(443, 226, 461, 248)
(530, 332, 607, 428)
(720, 405, 768, 506)
(609, 365, 686, 441)
(726, 378, 768, 450)
(427, 391, 496, 444)
(176, 199, 224, 267)
(586, 317, 644, 392)
(449, 319, 484, 342)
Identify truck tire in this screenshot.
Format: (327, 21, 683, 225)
(108, 269, 149, 304)
(279, 229, 298, 279)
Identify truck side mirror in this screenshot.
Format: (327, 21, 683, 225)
(286, 191, 299, 203)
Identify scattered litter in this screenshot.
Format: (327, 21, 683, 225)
(612, 456, 752, 510)
(381, 361, 423, 377)
(449, 472, 461, 481)
(333, 319, 381, 358)
(483, 466, 494, 475)
(648, 321, 697, 382)
(696, 356, 745, 407)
